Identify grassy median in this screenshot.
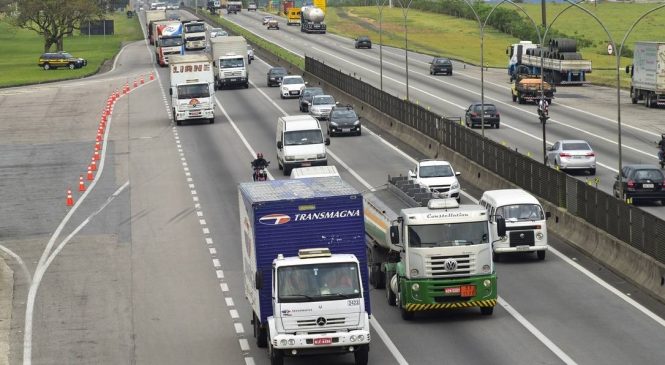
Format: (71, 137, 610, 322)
(0, 12, 144, 88)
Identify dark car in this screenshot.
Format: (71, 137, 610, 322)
(465, 103, 500, 129)
(429, 57, 453, 76)
(267, 67, 288, 87)
(299, 87, 324, 112)
(354, 36, 372, 49)
(613, 165, 665, 204)
(328, 105, 361, 136)
(38, 52, 87, 70)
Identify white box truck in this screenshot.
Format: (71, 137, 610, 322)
(169, 54, 215, 126)
(210, 36, 249, 89)
(627, 41, 665, 108)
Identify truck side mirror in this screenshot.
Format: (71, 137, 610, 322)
(545, 211, 552, 219)
(277, 141, 283, 149)
(408, 170, 415, 178)
(169, 88, 172, 96)
(325, 138, 330, 146)
(255, 271, 263, 290)
(495, 216, 507, 237)
(389, 225, 400, 245)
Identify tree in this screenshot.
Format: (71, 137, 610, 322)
(12, 0, 103, 52)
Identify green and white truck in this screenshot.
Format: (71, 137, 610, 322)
(364, 176, 505, 320)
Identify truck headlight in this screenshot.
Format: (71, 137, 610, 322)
(411, 283, 420, 291)
(280, 339, 287, 346)
(483, 279, 491, 288)
(536, 232, 544, 240)
(409, 269, 419, 277)
(357, 335, 364, 342)
(482, 264, 490, 273)
(288, 339, 295, 346)
(350, 335, 357, 342)
(316, 153, 326, 159)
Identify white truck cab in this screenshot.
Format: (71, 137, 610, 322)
(408, 159, 461, 202)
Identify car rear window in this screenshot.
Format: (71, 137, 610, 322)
(435, 59, 451, 65)
(271, 68, 287, 75)
(562, 142, 591, 151)
(474, 105, 496, 113)
(633, 169, 664, 181)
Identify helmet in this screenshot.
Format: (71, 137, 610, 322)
(661, 133, 665, 140)
(257, 152, 263, 158)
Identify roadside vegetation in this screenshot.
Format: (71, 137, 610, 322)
(0, 12, 143, 88)
(325, 3, 665, 87)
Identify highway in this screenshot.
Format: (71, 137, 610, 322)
(0, 5, 663, 365)
(219, 9, 665, 219)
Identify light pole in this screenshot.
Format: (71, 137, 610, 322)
(376, 0, 389, 91)
(396, 0, 413, 100)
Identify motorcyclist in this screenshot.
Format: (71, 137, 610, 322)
(251, 152, 269, 181)
(658, 134, 665, 162)
(538, 98, 549, 118)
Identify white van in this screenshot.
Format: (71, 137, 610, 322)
(276, 115, 330, 176)
(479, 189, 551, 261)
(290, 165, 340, 179)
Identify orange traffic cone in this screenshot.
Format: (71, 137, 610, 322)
(93, 150, 100, 161)
(133, 80, 138, 88)
(149, 72, 154, 81)
(87, 166, 94, 181)
(90, 158, 97, 171)
(140, 76, 145, 84)
(79, 175, 86, 192)
(96, 132, 102, 142)
(66, 188, 74, 206)
(95, 141, 101, 151)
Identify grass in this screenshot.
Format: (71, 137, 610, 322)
(0, 12, 144, 88)
(325, 4, 665, 87)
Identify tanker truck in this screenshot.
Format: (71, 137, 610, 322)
(300, 5, 326, 34)
(364, 175, 505, 320)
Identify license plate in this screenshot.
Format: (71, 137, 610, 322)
(573, 156, 584, 159)
(191, 111, 201, 116)
(290, 91, 298, 95)
(444, 287, 460, 295)
(301, 162, 311, 167)
(314, 338, 332, 345)
(643, 183, 654, 188)
(230, 78, 237, 82)
(516, 245, 530, 251)
(460, 285, 476, 298)
(342, 128, 351, 132)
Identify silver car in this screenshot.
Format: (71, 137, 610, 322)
(309, 95, 337, 120)
(546, 140, 596, 175)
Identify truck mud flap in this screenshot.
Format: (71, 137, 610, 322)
(404, 299, 496, 312)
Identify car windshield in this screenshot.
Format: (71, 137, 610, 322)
(185, 24, 205, 32)
(220, 57, 244, 68)
(633, 169, 664, 181)
(408, 222, 489, 247)
(474, 105, 497, 113)
(283, 77, 304, 85)
(278, 263, 361, 303)
(562, 142, 591, 151)
(331, 110, 357, 119)
(419, 165, 453, 178)
(161, 37, 183, 46)
(177, 84, 210, 99)
(284, 130, 324, 146)
(313, 96, 334, 105)
(497, 204, 544, 221)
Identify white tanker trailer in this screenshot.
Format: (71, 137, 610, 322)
(300, 6, 326, 34)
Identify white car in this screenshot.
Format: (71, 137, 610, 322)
(209, 28, 228, 38)
(309, 95, 337, 120)
(280, 75, 307, 99)
(408, 160, 461, 202)
(247, 45, 254, 61)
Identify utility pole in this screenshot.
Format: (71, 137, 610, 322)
(541, 0, 547, 27)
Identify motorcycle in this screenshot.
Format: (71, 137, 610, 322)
(252, 161, 270, 181)
(659, 148, 665, 169)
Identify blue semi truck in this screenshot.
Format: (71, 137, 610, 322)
(239, 177, 370, 365)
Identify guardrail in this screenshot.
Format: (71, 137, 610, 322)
(305, 56, 665, 266)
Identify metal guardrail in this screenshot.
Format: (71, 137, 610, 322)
(305, 56, 665, 266)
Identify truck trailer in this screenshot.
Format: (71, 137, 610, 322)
(146, 9, 167, 45)
(210, 36, 249, 89)
(364, 176, 505, 320)
(239, 177, 370, 365)
(300, 1, 326, 34)
(508, 40, 592, 85)
(169, 54, 215, 126)
(627, 41, 665, 108)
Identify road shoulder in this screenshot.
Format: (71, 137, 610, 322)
(0, 258, 13, 365)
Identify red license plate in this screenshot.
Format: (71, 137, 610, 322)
(461, 285, 476, 298)
(313, 338, 332, 345)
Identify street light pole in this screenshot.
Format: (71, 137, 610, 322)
(376, 0, 388, 91)
(398, 0, 413, 100)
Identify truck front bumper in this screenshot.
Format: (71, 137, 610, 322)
(284, 159, 327, 171)
(400, 274, 497, 312)
(175, 108, 214, 121)
(185, 41, 206, 50)
(272, 329, 370, 354)
(220, 77, 247, 86)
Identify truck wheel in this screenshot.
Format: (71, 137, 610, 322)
(480, 306, 494, 315)
(537, 250, 546, 261)
(283, 166, 291, 176)
(269, 342, 283, 365)
(43, 63, 51, 70)
(385, 271, 396, 306)
(354, 345, 369, 365)
(370, 264, 385, 289)
(244, 83, 249, 89)
(512, 93, 517, 102)
(630, 89, 638, 104)
(518, 94, 524, 104)
(253, 313, 268, 348)
(646, 94, 652, 108)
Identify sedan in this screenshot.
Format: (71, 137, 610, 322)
(429, 57, 453, 75)
(210, 28, 228, 38)
(354, 36, 372, 49)
(299, 87, 324, 112)
(328, 106, 361, 136)
(267, 20, 279, 30)
(266, 67, 287, 87)
(280, 75, 307, 98)
(613, 165, 665, 204)
(262, 16, 273, 25)
(309, 95, 337, 120)
(546, 140, 596, 175)
(465, 103, 500, 129)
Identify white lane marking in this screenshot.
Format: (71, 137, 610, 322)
(225, 297, 235, 307)
(369, 316, 409, 365)
(193, 196, 200, 202)
(206, 238, 214, 245)
(0, 244, 32, 285)
(209, 247, 217, 255)
(230, 309, 240, 319)
(234, 323, 245, 334)
(244, 357, 256, 365)
(199, 219, 207, 225)
(220, 283, 229, 292)
(202, 227, 210, 234)
(498, 298, 578, 365)
(216, 270, 224, 279)
(197, 211, 204, 217)
(239, 338, 250, 351)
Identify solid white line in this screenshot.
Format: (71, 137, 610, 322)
(498, 298, 578, 365)
(0, 244, 32, 286)
(369, 316, 409, 365)
(244, 357, 256, 365)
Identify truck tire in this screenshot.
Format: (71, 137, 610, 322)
(370, 264, 385, 289)
(631, 88, 638, 104)
(517, 93, 524, 104)
(269, 342, 283, 365)
(492, 251, 501, 262)
(354, 345, 369, 365)
(480, 306, 494, 315)
(386, 271, 396, 306)
(283, 166, 291, 176)
(43, 63, 51, 70)
(68, 63, 75, 70)
(244, 82, 249, 89)
(537, 250, 546, 260)
(253, 313, 268, 348)
(209, 117, 215, 124)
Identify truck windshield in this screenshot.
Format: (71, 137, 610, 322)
(278, 263, 361, 303)
(497, 204, 544, 221)
(408, 221, 489, 247)
(161, 37, 183, 47)
(185, 24, 205, 32)
(220, 58, 244, 68)
(177, 84, 210, 99)
(284, 130, 323, 146)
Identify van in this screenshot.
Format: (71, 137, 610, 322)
(290, 165, 340, 179)
(276, 115, 330, 176)
(479, 189, 551, 261)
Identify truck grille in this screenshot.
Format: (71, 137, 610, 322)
(187, 36, 205, 41)
(281, 313, 360, 331)
(297, 317, 346, 328)
(428, 185, 450, 193)
(427, 254, 474, 278)
(223, 71, 243, 77)
(509, 231, 535, 246)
